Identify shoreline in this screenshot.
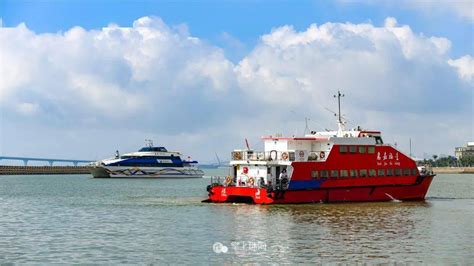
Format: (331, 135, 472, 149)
(0, 165, 91, 175)
(432, 167, 474, 174)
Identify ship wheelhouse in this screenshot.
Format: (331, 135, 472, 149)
(103, 145, 197, 168)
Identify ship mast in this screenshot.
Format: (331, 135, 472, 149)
(334, 90, 345, 136)
(145, 139, 153, 147)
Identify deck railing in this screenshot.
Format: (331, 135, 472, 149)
(231, 150, 322, 162)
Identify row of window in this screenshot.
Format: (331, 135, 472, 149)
(311, 168, 418, 179)
(339, 145, 376, 154)
(111, 163, 182, 167)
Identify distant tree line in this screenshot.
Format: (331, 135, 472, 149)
(417, 155, 474, 167)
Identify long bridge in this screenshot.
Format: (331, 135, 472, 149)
(0, 156, 95, 175)
(0, 156, 94, 166)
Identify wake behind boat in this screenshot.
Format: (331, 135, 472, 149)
(90, 140, 204, 178)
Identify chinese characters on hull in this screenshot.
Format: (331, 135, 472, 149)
(376, 151, 401, 166)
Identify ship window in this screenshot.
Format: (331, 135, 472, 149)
(289, 152, 296, 161)
(358, 146, 366, 154)
(340, 170, 348, 177)
(369, 169, 376, 177)
(360, 169, 367, 177)
(339, 145, 348, 153)
(395, 169, 402, 176)
(375, 136, 383, 144)
(387, 169, 394, 176)
(330, 170, 339, 178)
(311, 170, 319, 179)
(368, 146, 375, 154)
(349, 146, 357, 153)
(412, 168, 419, 176)
(403, 168, 411, 176)
(308, 152, 318, 161)
(350, 169, 357, 177)
(378, 169, 385, 176)
(320, 170, 329, 178)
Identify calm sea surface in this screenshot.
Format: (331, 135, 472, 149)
(0, 170, 472, 264)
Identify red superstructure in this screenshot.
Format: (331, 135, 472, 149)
(204, 92, 435, 204)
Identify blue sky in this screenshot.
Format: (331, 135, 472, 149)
(0, 0, 473, 162)
(1, 0, 473, 58)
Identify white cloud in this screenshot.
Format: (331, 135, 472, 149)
(0, 16, 472, 160)
(236, 19, 458, 109)
(448, 55, 474, 82)
(0, 16, 237, 128)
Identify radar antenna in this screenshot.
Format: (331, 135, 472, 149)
(334, 90, 346, 136)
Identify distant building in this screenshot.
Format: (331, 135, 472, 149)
(455, 142, 474, 159)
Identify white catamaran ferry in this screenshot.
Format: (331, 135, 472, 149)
(90, 140, 204, 178)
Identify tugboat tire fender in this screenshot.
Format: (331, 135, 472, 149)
(320, 151, 326, 159)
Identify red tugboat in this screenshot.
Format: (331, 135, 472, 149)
(204, 92, 435, 204)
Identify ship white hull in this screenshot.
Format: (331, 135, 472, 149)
(90, 166, 204, 178)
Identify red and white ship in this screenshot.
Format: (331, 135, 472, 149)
(204, 92, 435, 204)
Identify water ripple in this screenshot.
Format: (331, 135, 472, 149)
(0, 174, 472, 263)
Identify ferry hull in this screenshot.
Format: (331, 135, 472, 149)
(91, 166, 204, 178)
(206, 175, 434, 204)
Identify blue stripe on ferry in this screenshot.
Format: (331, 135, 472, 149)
(288, 180, 324, 190)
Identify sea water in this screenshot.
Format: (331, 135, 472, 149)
(0, 172, 472, 264)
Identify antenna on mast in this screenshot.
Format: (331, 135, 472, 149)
(409, 138, 412, 158)
(304, 117, 310, 135)
(334, 90, 345, 136)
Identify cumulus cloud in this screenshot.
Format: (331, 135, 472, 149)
(0, 16, 237, 129)
(237, 18, 461, 110)
(448, 55, 474, 82)
(0, 16, 472, 160)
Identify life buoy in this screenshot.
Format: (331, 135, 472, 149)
(319, 151, 326, 159)
(281, 152, 289, 160)
(225, 176, 232, 186)
(248, 177, 255, 186)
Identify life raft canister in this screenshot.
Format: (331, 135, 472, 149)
(320, 151, 326, 159)
(281, 152, 289, 160)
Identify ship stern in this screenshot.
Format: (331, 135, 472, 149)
(205, 185, 274, 204)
